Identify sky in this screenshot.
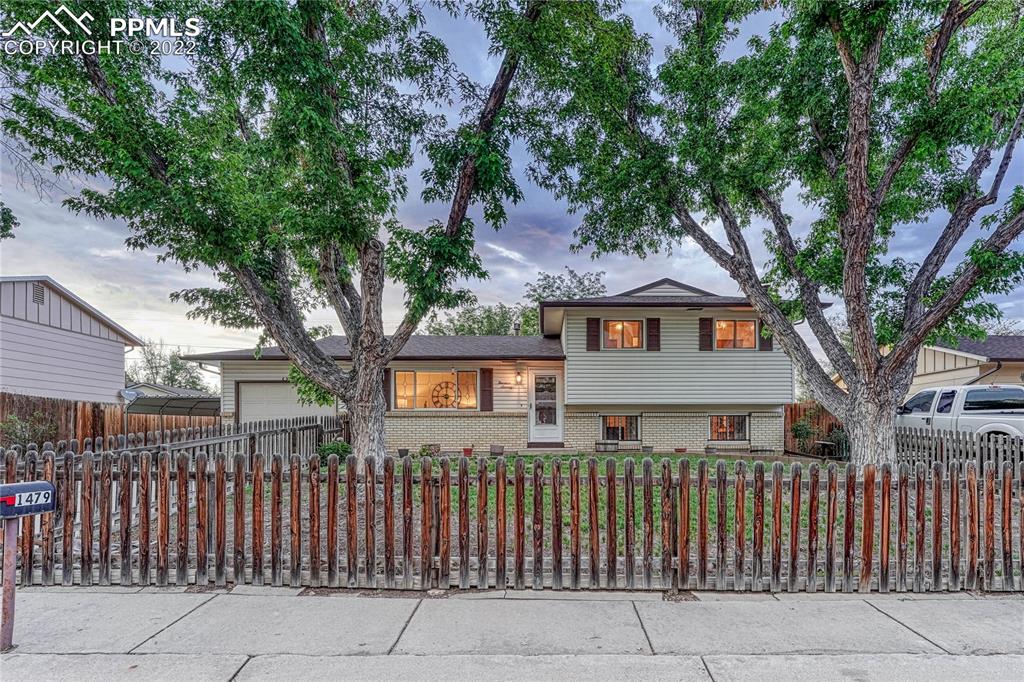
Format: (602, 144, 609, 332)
(2, 1, 1022, 388)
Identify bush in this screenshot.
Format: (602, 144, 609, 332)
(317, 440, 352, 460)
(0, 412, 57, 447)
(826, 427, 850, 460)
(418, 444, 440, 458)
(790, 418, 817, 454)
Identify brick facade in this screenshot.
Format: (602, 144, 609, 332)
(384, 410, 529, 451)
(564, 407, 784, 453)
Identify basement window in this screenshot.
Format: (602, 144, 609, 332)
(603, 415, 639, 441)
(709, 415, 748, 441)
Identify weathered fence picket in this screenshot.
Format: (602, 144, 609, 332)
(2, 452, 1020, 593)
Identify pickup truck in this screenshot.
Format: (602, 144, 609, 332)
(896, 384, 1024, 437)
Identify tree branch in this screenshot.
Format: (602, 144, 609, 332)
(756, 189, 857, 382)
(81, 53, 168, 184)
(230, 256, 354, 397)
(886, 207, 1024, 370)
(903, 100, 1024, 324)
(809, 117, 839, 178)
(317, 243, 361, 340)
(833, 19, 887, 375)
(444, 0, 546, 237)
(873, 0, 985, 208)
(674, 194, 849, 417)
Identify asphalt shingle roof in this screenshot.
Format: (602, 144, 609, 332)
(940, 335, 1024, 362)
(183, 335, 565, 362)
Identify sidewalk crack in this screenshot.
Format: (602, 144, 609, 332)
(228, 654, 253, 681)
(632, 601, 655, 655)
(126, 593, 220, 654)
(386, 599, 422, 655)
(700, 655, 717, 681)
(864, 600, 953, 655)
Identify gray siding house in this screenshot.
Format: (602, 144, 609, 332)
(188, 279, 796, 453)
(0, 276, 144, 403)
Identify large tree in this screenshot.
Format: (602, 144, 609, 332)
(1, 0, 584, 460)
(521, 1, 1024, 464)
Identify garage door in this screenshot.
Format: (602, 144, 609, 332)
(237, 382, 338, 422)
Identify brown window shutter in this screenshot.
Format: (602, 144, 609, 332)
(759, 321, 774, 351)
(479, 368, 494, 411)
(646, 317, 661, 351)
(698, 317, 713, 351)
(586, 317, 600, 351)
(382, 368, 391, 411)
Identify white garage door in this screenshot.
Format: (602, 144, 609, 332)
(237, 382, 337, 422)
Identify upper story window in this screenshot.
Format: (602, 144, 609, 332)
(394, 370, 478, 410)
(715, 319, 757, 349)
(603, 320, 643, 349)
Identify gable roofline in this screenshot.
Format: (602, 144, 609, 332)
(182, 334, 565, 362)
(617, 278, 717, 297)
(0, 275, 145, 346)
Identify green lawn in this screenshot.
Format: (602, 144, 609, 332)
(365, 452, 855, 552)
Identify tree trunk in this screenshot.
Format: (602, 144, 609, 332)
(844, 387, 899, 465)
(347, 363, 387, 463)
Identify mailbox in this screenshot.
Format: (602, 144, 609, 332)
(0, 481, 56, 519)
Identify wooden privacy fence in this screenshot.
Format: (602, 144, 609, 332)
(0, 392, 220, 444)
(896, 428, 1023, 478)
(2, 415, 348, 470)
(3, 452, 1021, 593)
(784, 401, 844, 454)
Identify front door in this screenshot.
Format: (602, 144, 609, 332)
(528, 370, 563, 444)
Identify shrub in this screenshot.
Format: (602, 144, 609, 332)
(789, 418, 817, 454)
(826, 427, 850, 460)
(317, 440, 352, 460)
(0, 411, 57, 447)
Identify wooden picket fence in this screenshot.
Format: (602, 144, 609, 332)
(896, 428, 1023, 478)
(2, 451, 1020, 593)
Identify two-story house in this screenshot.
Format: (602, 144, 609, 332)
(186, 279, 794, 452)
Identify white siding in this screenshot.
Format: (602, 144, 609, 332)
(640, 283, 701, 296)
(0, 279, 134, 344)
(563, 308, 794, 405)
(0, 316, 126, 402)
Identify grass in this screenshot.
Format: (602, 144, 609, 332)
(365, 452, 840, 552)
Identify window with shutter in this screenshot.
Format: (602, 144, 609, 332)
(646, 318, 660, 351)
(698, 317, 713, 351)
(479, 368, 494, 412)
(586, 317, 600, 351)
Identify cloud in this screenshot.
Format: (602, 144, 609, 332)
(86, 247, 132, 260)
(485, 242, 531, 265)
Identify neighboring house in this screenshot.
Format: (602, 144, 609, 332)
(185, 278, 795, 452)
(908, 336, 1024, 394)
(0, 276, 144, 402)
(126, 381, 210, 397)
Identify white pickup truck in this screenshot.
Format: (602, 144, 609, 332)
(896, 384, 1024, 437)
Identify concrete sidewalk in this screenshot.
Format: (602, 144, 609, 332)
(2, 586, 1021, 680)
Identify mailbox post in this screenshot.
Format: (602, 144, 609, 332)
(1, 480, 56, 652)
